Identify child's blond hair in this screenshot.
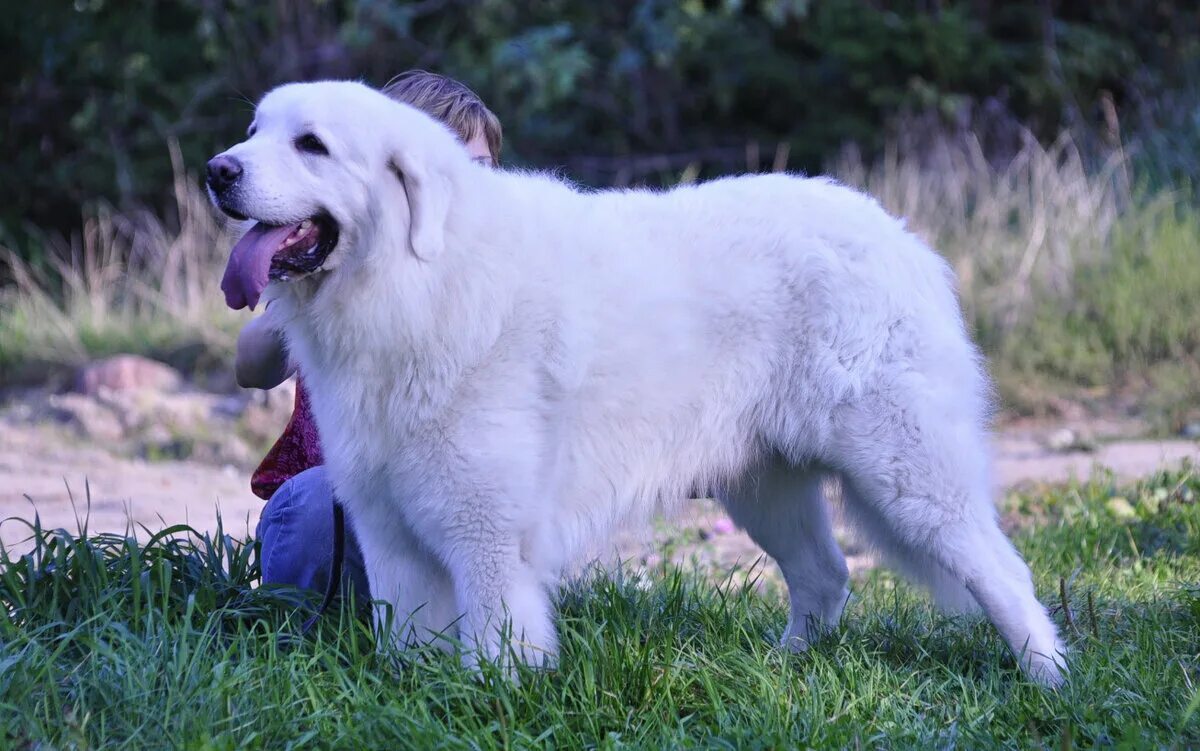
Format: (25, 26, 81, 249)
(382, 70, 502, 165)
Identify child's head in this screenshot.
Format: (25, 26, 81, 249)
(382, 70, 502, 166)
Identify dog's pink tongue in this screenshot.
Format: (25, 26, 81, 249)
(221, 223, 297, 310)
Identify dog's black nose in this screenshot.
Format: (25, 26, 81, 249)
(206, 155, 243, 192)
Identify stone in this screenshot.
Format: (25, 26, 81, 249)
(212, 395, 250, 420)
(47, 393, 125, 442)
(1045, 428, 1077, 452)
(73, 355, 182, 396)
(1045, 427, 1096, 453)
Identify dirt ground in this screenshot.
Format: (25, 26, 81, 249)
(2, 390, 1197, 564)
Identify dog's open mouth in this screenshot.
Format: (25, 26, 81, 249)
(220, 214, 339, 310)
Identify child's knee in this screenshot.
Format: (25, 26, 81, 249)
(256, 466, 334, 588)
(259, 467, 332, 535)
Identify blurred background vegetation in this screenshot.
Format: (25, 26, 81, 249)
(1, 0, 1198, 424)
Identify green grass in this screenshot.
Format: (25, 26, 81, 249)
(3, 469, 1200, 749)
(990, 194, 1200, 423)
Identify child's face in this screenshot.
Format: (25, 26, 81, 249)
(465, 132, 494, 165)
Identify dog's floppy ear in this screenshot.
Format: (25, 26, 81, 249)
(389, 146, 452, 262)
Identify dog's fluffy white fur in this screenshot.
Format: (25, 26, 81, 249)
(213, 81, 1065, 684)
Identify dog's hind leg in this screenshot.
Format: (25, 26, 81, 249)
(718, 459, 850, 650)
(832, 393, 1066, 686)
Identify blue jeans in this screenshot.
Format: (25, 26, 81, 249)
(256, 466, 371, 603)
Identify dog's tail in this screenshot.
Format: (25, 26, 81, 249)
(834, 481, 981, 615)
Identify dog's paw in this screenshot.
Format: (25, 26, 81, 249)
(780, 633, 814, 653)
(1024, 644, 1069, 689)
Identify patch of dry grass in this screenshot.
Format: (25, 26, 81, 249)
(834, 119, 1199, 418)
(0, 145, 243, 384)
(834, 126, 1128, 341)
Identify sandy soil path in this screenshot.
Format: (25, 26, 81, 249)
(1, 423, 263, 550)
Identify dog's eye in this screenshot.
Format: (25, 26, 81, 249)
(247, 124, 257, 138)
(295, 133, 329, 156)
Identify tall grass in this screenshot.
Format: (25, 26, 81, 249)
(2, 128, 1197, 414)
(0, 144, 243, 384)
(833, 116, 1200, 414)
(834, 125, 1127, 339)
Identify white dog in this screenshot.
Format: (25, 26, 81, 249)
(208, 81, 1065, 684)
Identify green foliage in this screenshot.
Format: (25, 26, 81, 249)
(3, 470, 1200, 747)
(998, 195, 1200, 389)
(1090, 199, 1200, 365)
(4, 1, 1198, 258)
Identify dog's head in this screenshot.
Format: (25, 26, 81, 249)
(207, 81, 467, 310)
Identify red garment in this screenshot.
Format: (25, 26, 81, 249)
(251, 376, 324, 500)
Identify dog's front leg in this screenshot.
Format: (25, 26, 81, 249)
(411, 367, 561, 674)
(445, 521, 558, 674)
(350, 501, 460, 651)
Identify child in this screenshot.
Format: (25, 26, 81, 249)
(235, 71, 503, 600)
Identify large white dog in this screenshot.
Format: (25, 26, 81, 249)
(208, 81, 1065, 684)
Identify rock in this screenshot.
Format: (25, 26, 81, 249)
(212, 395, 251, 420)
(1045, 427, 1097, 453)
(46, 393, 125, 442)
(148, 396, 213, 435)
(262, 378, 298, 412)
(1181, 422, 1200, 440)
(210, 435, 257, 468)
(239, 384, 294, 445)
(73, 355, 182, 396)
(1045, 428, 1076, 452)
(141, 423, 173, 446)
(1042, 395, 1087, 422)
